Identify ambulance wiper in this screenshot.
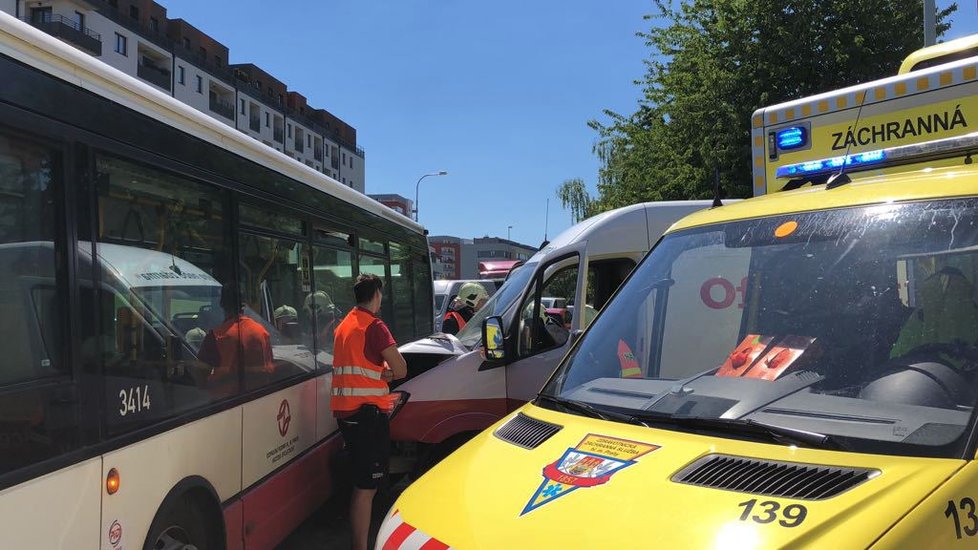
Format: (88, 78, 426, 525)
(535, 394, 648, 427)
(632, 412, 842, 450)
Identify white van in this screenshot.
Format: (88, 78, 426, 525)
(391, 200, 725, 469)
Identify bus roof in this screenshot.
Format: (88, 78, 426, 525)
(751, 34, 978, 197)
(0, 12, 424, 235)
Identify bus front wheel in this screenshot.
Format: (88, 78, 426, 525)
(145, 493, 222, 550)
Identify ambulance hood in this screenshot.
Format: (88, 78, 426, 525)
(383, 403, 965, 549)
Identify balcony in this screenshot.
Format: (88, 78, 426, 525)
(249, 115, 261, 133)
(209, 97, 235, 120)
(22, 14, 102, 56)
(137, 63, 171, 91)
(273, 127, 284, 143)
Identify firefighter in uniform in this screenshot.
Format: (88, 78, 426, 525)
(441, 282, 489, 335)
(331, 273, 407, 550)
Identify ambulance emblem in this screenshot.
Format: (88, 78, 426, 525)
(521, 434, 659, 515)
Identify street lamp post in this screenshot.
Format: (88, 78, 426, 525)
(507, 225, 512, 240)
(414, 171, 448, 222)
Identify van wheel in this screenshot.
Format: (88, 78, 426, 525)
(145, 494, 221, 550)
(413, 432, 475, 479)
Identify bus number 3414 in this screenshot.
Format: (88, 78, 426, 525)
(119, 385, 152, 416)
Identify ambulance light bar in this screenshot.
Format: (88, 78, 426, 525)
(775, 132, 978, 179)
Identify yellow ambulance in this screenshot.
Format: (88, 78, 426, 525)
(378, 35, 978, 549)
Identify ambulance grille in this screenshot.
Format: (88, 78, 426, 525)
(672, 455, 878, 500)
(494, 413, 561, 449)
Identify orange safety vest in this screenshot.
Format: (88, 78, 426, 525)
(443, 310, 466, 331)
(330, 308, 397, 413)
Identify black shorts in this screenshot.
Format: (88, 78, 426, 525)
(337, 405, 390, 490)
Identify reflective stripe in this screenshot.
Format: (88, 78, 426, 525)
(334, 365, 383, 380)
(331, 387, 389, 397)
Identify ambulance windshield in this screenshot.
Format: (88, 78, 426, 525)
(545, 199, 978, 458)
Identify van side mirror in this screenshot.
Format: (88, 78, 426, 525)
(482, 316, 506, 364)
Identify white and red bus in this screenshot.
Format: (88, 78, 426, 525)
(0, 12, 433, 550)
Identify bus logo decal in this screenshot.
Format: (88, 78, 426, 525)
(520, 434, 659, 516)
(277, 399, 291, 437)
(108, 520, 122, 547)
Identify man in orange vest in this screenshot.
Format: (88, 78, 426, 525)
(331, 273, 407, 550)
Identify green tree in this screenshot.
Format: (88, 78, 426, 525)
(591, 0, 956, 206)
(555, 177, 596, 223)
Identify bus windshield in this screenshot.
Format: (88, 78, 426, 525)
(546, 199, 978, 459)
(456, 261, 537, 348)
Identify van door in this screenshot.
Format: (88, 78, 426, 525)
(504, 252, 583, 405)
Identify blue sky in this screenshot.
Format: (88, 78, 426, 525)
(161, 1, 975, 248)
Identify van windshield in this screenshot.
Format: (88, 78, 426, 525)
(545, 199, 978, 459)
(456, 261, 537, 348)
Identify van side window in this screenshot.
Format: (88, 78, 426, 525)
(95, 155, 233, 435)
(583, 258, 636, 328)
(517, 257, 579, 357)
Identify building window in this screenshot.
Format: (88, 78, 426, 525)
(240, 99, 246, 115)
(287, 124, 292, 138)
(350, 156, 354, 169)
(114, 33, 127, 56)
(74, 11, 85, 31)
(182, 37, 190, 50)
(177, 66, 185, 85)
(342, 152, 346, 164)
(214, 56, 221, 68)
(307, 135, 311, 148)
(108, 0, 118, 7)
(129, 5, 138, 19)
(199, 46, 206, 60)
(265, 112, 270, 127)
(195, 75, 202, 94)
(149, 17, 159, 33)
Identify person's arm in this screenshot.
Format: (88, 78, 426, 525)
(381, 345, 407, 380)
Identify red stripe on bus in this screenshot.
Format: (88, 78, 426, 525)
(240, 433, 344, 549)
(383, 522, 417, 550)
(223, 499, 244, 550)
(419, 537, 450, 550)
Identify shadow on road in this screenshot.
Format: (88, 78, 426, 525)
(277, 474, 411, 549)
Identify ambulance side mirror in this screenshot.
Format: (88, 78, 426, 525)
(481, 316, 507, 366)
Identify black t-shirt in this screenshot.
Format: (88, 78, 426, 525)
(442, 305, 475, 335)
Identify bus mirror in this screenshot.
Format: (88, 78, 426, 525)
(482, 316, 506, 364)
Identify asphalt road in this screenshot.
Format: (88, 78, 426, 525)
(277, 475, 410, 549)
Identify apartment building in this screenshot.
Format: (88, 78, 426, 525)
(427, 236, 535, 280)
(368, 193, 413, 218)
(7, 0, 366, 192)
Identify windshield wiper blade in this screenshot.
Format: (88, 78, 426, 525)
(535, 394, 648, 427)
(632, 412, 841, 450)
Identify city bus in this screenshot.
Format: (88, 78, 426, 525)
(0, 12, 433, 550)
(379, 35, 978, 548)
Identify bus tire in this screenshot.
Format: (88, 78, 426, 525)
(144, 490, 223, 550)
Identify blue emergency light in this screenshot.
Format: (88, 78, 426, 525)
(776, 126, 807, 150)
(776, 150, 888, 178)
